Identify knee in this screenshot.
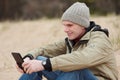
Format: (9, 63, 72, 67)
(81, 69, 89, 72)
(77, 68, 92, 75)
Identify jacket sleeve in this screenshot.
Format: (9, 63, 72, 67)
(50, 31, 113, 71)
(27, 39, 66, 58)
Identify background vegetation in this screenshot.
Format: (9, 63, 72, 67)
(0, 0, 120, 20)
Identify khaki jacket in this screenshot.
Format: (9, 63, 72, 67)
(28, 28, 118, 80)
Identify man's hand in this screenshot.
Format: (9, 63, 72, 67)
(22, 59, 45, 74)
(16, 64, 24, 73)
(16, 57, 30, 73)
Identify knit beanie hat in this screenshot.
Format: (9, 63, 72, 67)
(61, 2, 90, 28)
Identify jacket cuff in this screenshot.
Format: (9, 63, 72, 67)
(23, 54, 34, 60)
(43, 58, 52, 71)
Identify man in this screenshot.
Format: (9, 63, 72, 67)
(17, 2, 118, 80)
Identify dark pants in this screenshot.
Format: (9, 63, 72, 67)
(19, 56, 98, 80)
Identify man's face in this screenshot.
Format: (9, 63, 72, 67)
(62, 21, 85, 40)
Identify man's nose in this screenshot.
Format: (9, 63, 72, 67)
(64, 27, 69, 33)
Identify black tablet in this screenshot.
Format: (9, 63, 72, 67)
(11, 52, 24, 72)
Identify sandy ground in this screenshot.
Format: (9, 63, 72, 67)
(0, 16, 120, 80)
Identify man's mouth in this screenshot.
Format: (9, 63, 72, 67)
(67, 32, 72, 36)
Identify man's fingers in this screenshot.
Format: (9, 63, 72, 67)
(23, 63, 30, 72)
(22, 61, 29, 68)
(16, 64, 24, 73)
(21, 60, 44, 74)
(26, 66, 33, 74)
(24, 57, 30, 62)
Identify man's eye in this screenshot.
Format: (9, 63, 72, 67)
(67, 24, 73, 27)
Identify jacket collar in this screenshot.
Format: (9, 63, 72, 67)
(80, 21, 96, 40)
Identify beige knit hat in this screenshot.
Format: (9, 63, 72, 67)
(61, 2, 90, 28)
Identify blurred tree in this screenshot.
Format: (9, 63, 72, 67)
(93, 0, 115, 15)
(0, 0, 24, 20)
(0, 0, 4, 19)
(22, 0, 71, 19)
(0, 0, 120, 20)
(112, 0, 120, 15)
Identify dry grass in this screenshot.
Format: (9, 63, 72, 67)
(0, 15, 120, 80)
(91, 15, 120, 50)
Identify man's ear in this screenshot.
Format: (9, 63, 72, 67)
(81, 27, 86, 30)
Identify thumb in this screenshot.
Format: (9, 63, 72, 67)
(24, 57, 30, 62)
(16, 64, 24, 73)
